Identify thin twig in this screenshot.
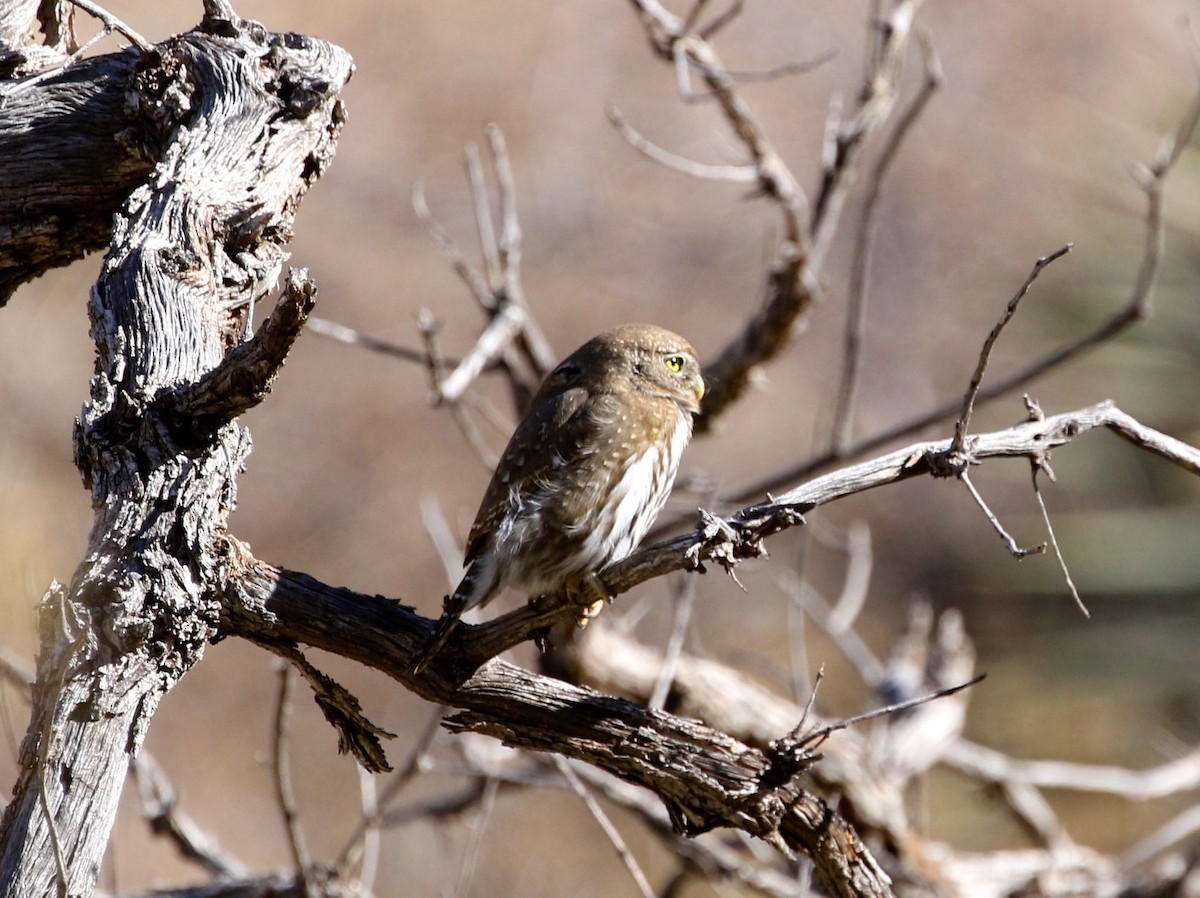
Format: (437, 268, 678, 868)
(0, 678, 18, 764)
(337, 708, 445, 865)
(567, 763, 813, 898)
(607, 105, 758, 183)
(795, 665, 824, 739)
(1121, 803, 1200, 868)
(455, 776, 499, 897)
(37, 584, 74, 898)
(721, 50, 838, 84)
(825, 520, 873, 634)
(1030, 462, 1088, 616)
(129, 754, 248, 878)
(485, 124, 557, 379)
(809, 0, 923, 262)
(783, 572, 885, 687)
(271, 663, 314, 898)
(416, 310, 498, 471)
(306, 316, 430, 364)
(950, 245, 1072, 455)
(554, 757, 656, 898)
(412, 181, 494, 310)
(990, 775, 1073, 852)
(793, 674, 986, 753)
(626, 0, 819, 431)
(354, 765, 381, 892)
(830, 29, 943, 452)
(960, 470, 1045, 559)
(415, 129, 548, 414)
(648, 577, 697, 711)
(420, 495, 466, 590)
(696, 0, 743, 41)
(3, 27, 109, 98)
(464, 142, 502, 294)
(67, 0, 152, 52)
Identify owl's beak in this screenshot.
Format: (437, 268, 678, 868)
(694, 380, 706, 404)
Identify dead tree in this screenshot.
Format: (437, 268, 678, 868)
(0, 2, 352, 895)
(2, 3, 1199, 898)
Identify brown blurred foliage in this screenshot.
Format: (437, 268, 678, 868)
(2, 2, 1199, 895)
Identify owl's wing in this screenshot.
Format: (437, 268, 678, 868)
(462, 381, 595, 565)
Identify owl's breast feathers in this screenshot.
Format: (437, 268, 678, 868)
(463, 382, 687, 577)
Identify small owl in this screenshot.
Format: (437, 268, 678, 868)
(414, 323, 704, 672)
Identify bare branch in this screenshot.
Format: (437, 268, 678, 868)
(351, 766, 380, 894)
(950, 245, 1072, 456)
(484, 124, 557, 379)
(626, 0, 815, 431)
(129, 754, 248, 879)
(271, 665, 314, 898)
(336, 707, 443, 867)
(412, 180, 495, 311)
(709, 62, 1200, 510)
(722, 50, 838, 84)
(416, 310, 499, 471)
(67, 0, 150, 52)
(167, 268, 317, 438)
(554, 756, 656, 898)
(456, 776, 499, 896)
(648, 577, 697, 711)
(1121, 803, 1200, 868)
(222, 561, 896, 897)
(607, 104, 758, 183)
(469, 403, 1200, 664)
(782, 675, 985, 756)
(464, 141, 502, 291)
(945, 741, 1200, 802)
(784, 572, 885, 688)
(1030, 460, 1088, 616)
(825, 521, 873, 634)
(568, 764, 815, 898)
(434, 301, 527, 405)
(960, 470, 1045, 559)
(305, 316, 429, 364)
(831, 29, 943, 451)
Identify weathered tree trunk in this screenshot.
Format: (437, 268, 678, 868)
(0, 8, 352, 895)
(0, 46, 153, 305)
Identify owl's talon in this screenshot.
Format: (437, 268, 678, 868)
(574, 598, 606, 628)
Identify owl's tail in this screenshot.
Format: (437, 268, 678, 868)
(413, 555, 496, 673)
(412, 595, 466, 674)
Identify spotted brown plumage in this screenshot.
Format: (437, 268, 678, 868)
(413, 324, 704, 672)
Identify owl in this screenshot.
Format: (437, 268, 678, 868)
(413, 323, 705, 672)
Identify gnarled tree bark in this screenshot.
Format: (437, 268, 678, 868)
(0, 8, 352, 895)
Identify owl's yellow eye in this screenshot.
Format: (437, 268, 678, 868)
(664, 355, 685, 372)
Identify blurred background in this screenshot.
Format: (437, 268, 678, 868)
(2, 1, 1199, 895)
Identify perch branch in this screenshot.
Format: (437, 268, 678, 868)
(467, 402, 1200, 665)
(221, 560, 895, 898)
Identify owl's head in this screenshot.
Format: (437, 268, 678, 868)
(582, 323, 705, 413)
